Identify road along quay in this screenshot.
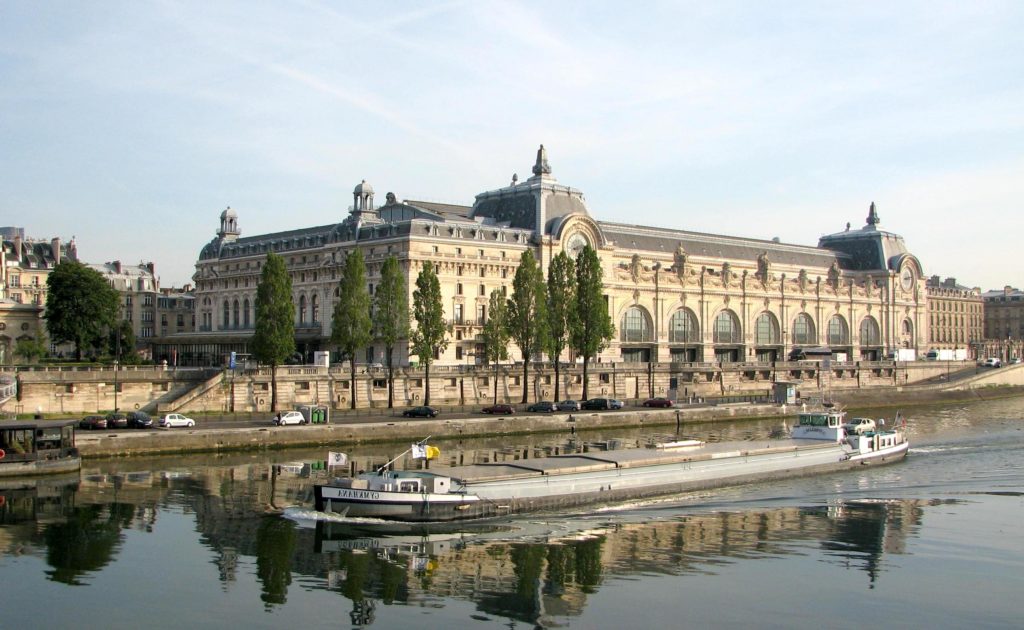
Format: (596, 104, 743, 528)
(74, 403, 787, 458)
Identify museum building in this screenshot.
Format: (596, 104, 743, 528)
(153, 147, 927, 367)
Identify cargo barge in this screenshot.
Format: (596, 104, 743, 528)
(313, 408, 909, 522)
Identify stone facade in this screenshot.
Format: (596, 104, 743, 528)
(925, 276, 983, 354)
(156, 148, 928, 368)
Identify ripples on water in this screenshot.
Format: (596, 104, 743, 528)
(1, 397, 1022, 629)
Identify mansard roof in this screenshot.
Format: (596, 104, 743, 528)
(818, 202, 917, 273)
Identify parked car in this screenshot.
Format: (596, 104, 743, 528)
(608, 399, 625, 409)
(842, 417, 876, 435)
(79, 415, 108, 430)
(126, 411, 153, 429)
(482, 404, 515, 415)
(982, 357, 1002, 368)
(105, 412, 128, 429)
(1011, 357, 1022, 364)
(159, 413, 196, 428)
(526, 401, 557, 413)
(273, 410, 306, 426)
(556, 400, 581, 412)
(642, 397, 674, 408)
(581, 398, 610, 410)
(402, 406, 438, 418)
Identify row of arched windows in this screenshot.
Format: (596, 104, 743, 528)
(214, 293, 323, 329)
(619, 307, 889, 347)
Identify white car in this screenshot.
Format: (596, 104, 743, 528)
(273, 411, 306, 426)
(159, 413, 195, 428)
(842, 417, 876, 435)
(982, 357, 1002, 368)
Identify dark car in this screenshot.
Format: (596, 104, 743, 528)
(527, 401, 557, 413)
(105, 412, 128, 429)
(482, 404, 514, 415)
(581, 398, 610, 410)
(642, 397, 674, 408)
(126, 411, 153, 429)
(79, 415, 108, 430)
(402, 406, 439, 418)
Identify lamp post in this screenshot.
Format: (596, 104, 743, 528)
(114, 325, 120, 413)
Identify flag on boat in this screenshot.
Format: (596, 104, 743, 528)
(411, 444, 440, 460)
(327, 451, 348, 466)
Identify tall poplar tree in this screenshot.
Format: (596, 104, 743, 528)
(544, 251, 575, 402)
(410, 261, 448, 406)
(44, 260, 119, 360)
(572, 246, 614, 400)
(373, 255, 409, 408)
(480, 288, 510, 404)
(331, 248, 373, 409)
(506, 249, 548, 404)
(252, 252, 295, 411)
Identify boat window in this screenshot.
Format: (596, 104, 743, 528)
(800, 413, 832, 426)
(399, 481, 420, 492)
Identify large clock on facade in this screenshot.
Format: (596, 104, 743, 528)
(566, 232, 589, 259)
(900, 266, 915, 292)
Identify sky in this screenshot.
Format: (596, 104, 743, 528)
(2, 1, 1022, 291)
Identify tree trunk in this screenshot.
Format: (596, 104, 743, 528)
(581, 355, 590, 400)
(350, 359, 357, 410)
(521, 359, 529, 404)
(386, 345, 394, 408)
(493, 361, 498, 404)
(424, 361, 431, 406)
(271, 363, 278, 411)
(553, 359, 561, 402)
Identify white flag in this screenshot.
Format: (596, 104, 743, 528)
(411, 443, 427, 459)
(328, 451, 348, 466)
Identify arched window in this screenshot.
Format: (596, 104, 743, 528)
(298, 295, 307, 324)
(311, 294, 319, 323)
(668, 308, 699, 343)
(713, 310, 741, 344)
(792, 313, 815, 345)
(827, 315, 849, 346)
(620, 306, 652, 343)
(903, 318, 914, 337)
(754, 312, 780, 345)
(243, 299, 251, 328)
(222, 300, 230, 328)
(860, 316, 880, 346)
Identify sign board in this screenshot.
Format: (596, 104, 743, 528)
(229, 351, 236, 369)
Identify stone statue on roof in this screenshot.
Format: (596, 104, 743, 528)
(674, 243, 688, 279)
(532, 144, 552, 176)
(385, 192, 397, 205)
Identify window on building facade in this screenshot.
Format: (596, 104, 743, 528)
(754, 312, 780, 345)
(232, 300, 239, 328)
(713, 310, 741, 344)
(668, 309, 699, 343)
(243, 299, 250, 328)
(620, 306, 652, 343)
(860, 316, 880, 346)
(298, 295, 306, 324)
(476, 304, 486, 322)
(454, 304, 463, 324)
(311, 295, 319, 323)
(222, 300, 229, 328)
(827, 315, 849, 346)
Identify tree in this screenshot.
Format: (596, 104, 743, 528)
(331, 249, 373, 410)
(108, 319, 138, 363)
(44, 260, 119, 360)
(14, 335, 48, 363)
(572, 246, 614, 400)
(480, 288, 510, 404)
(506, 249, 548, 404)
(544, 251, 576, 402)
(410, 261, 448, 406)
(373, 255, 409, 408)
(252, 252, 295, 411)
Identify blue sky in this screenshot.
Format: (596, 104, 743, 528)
(2, 1, 1022, 290)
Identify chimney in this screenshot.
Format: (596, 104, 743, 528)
(113, 260, 122, 274)
(146, 262, 155, 275)
(13, 235, 22, 261)
(51, 237, 61, 265)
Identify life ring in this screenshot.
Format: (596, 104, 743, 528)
(0, 448, 5, 459)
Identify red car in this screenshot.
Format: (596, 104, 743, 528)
(482, 404, 515, 415)
(642, 398, 674, 408)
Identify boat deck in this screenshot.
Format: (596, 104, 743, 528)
(439, 439, 839, 484)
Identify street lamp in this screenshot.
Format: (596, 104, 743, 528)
(114, 323, 121, 413)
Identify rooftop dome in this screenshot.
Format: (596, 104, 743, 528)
(353, 179, 374, 194)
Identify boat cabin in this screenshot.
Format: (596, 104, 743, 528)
(0, 420, 77, 464)
(353, 471, 453, 495)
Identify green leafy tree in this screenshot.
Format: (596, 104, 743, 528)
(506, 249, 548, 404)
(331, 249, 373, 409)
(44, 260, 119, 360)
(480, 288, 510, 404)
(544, 251, 576, 402)
(14, 335, 48, 363)
(107, 319, 138, 363)
(373, 255, 409, 408)
(572, 246, 614, 400)
(410, 261, 448, 406)
(252, 252, 295, 411)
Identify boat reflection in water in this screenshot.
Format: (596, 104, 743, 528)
(298, 497, 938, 626)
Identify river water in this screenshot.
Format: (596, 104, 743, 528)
(2, 398, 1022, 629)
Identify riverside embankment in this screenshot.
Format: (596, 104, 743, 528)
(71, 384, 1024, 459)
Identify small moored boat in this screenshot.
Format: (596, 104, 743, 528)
(0, 420, 81, 479)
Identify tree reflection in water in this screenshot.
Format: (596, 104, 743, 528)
(43, 502, 133, 585)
